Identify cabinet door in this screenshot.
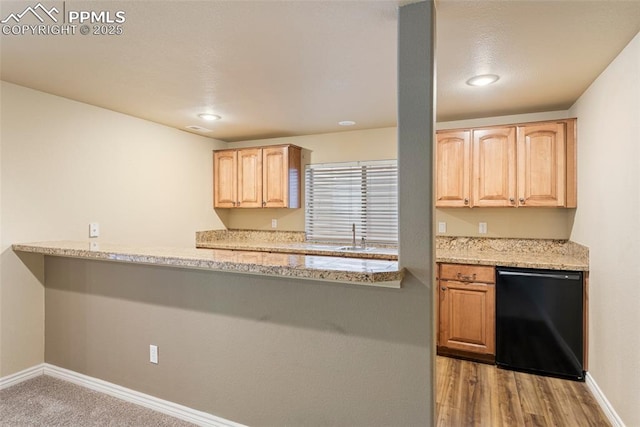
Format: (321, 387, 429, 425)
(439, 280, 495, 355)
(262, 146, 289, 208)
(472, 127, 517, 207)
(213, 150, 237, 208)
(517, 122, 566, 207)
(237, 148, 263, 208)
(436, 130, 471, 207)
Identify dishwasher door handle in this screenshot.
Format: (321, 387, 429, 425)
(497, 270, 581, 281)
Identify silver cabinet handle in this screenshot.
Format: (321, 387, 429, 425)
(519, 197, 525, 204)
(509, 197, 515, 204)
(441, 287, 447, 291)
(464, 198, 469, 205)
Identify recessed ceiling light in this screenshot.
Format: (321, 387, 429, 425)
(338, 120, 356, 126)
(198, 113, 221, 121)
(466, 74, 500, 87)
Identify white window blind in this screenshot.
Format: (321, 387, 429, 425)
(305, 160, 398, 244)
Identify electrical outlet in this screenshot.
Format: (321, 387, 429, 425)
(150, 345, 158, 364)
(89, 241, 99, 251)
(89, 223, 100, 238)
(479, 222, 488, 234)
(271, 219, 277, 229)
(438, 222, 447, 233)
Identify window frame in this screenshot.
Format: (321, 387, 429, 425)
(304, 159, 399, 245)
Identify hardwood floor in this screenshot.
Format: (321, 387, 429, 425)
(436, 356, 611, 426)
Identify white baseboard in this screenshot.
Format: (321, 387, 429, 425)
(42, 364, 246, 427)
(0, 364, 45, 390)
(2, 363, 245, 427)
(586, 372, 625, 427)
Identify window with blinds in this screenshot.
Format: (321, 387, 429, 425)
(305, 160, 398, 244)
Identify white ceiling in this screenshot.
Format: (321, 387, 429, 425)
(437, 0, 640, 122)
(1, 0, 639, 142)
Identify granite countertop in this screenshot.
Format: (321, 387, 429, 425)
(195, 241, 398, 260)
(195, 229, 397, 260)
(435, 237, 589, 271)
(195, 230, 589, 271)
(12, 241, 404, 288)
(12, 235, 588, 291)
(195, 240, 587, 271)
(436, 249, 588, 271)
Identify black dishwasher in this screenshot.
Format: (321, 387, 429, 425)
(496, 267, 584, 381)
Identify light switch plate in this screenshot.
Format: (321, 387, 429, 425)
(89, 223, 99, 238)
(271, 219, 277, 229)
(438, 222, 446, 233)
(150, 345, 158, 364)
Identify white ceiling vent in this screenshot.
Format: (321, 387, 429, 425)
(185, 125, 212, 132)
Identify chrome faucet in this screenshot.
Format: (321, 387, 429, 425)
(352, 223, 356, 249)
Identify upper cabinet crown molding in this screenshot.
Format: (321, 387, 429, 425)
(213, 144, 302, 209)
(435, 118, 577, 208)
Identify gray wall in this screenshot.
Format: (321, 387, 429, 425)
(45, 256, 430, 426)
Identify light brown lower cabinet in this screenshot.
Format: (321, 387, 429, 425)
(437, 263, 495, 361)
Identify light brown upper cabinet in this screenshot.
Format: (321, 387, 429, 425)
(262, 145, 302, 208)
(237, 148, 263, 208)
(214, 148, 261, 208)
(517, 121, 573, 207)
(214, 144, 301, 209)
(213, 150, 238, 208)
(435, 130, 471, 207)
(473, 127, 517, 207)
(435, 119, 577, 208)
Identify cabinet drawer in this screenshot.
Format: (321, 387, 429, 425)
(439, 263, 495, 284)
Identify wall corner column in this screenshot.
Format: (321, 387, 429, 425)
(398, 1, 436, 425)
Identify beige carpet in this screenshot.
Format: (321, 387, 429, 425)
(0, 375, 196, 426)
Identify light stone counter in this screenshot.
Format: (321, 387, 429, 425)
(194, 230, 588, 271)
(436, 249, 588, 271)
(12, 241, 404, 288)
(195, 241, 398, 260)
(195, 229, 398, 260)
(435, 237, 589, 271)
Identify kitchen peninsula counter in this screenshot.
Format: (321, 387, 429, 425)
(12, 241, 403, 288)
(13, 237, 589, 291)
